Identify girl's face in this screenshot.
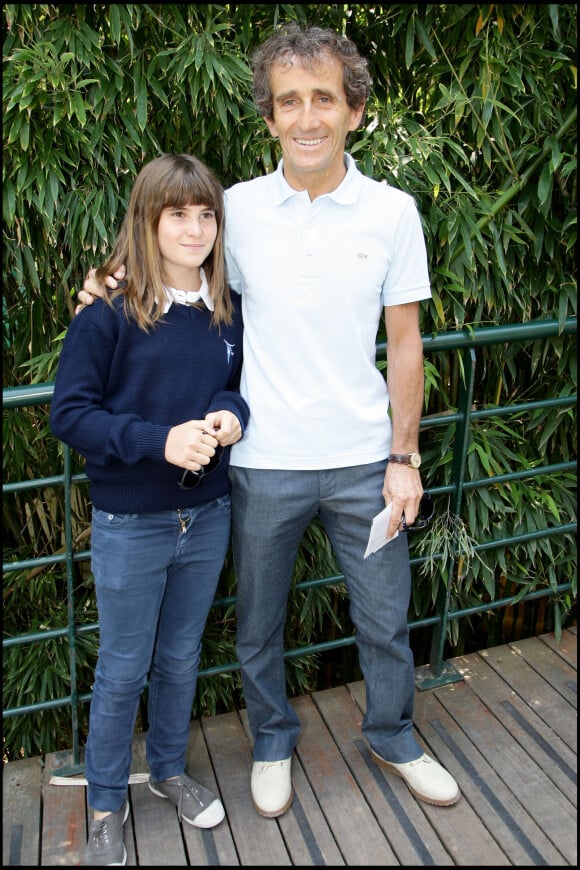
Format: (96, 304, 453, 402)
(157, 203, 218, 289)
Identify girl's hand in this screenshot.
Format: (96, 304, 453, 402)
(165, 422, 219, 470)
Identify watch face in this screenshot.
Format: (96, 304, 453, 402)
(410, 453, 422, 468)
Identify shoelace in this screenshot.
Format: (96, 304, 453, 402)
(175, 775, 203, 822)
(408, 755, 430, 768)
(256, 760, 285, 774)
(91, 817, 114, 847)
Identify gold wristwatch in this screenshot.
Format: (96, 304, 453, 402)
(388, 452, 422, 469)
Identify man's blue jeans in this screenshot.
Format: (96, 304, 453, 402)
(230, 463, 422, 765)
(85, 497, 231, 812)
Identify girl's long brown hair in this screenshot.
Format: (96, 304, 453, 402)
(96, 153, 232, 330)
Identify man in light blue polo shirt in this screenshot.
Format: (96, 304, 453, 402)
(79, 23, 460, 820)
(225, 24, 460, 817)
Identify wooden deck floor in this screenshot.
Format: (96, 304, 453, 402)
(3, 628, 577, 866)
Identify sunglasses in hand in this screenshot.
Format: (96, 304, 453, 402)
(399, 492, 434, 533)
(178, 444, 224, 491)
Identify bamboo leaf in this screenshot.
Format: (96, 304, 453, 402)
(405, 19, 415, 69)
(71, 90, 86, 125)
(19, 119, 30, 150)
(136, 78, 148, 131)
(414, 16, 436, 58)
(537, 163, 553, 206)
(109, 4, 121, 44)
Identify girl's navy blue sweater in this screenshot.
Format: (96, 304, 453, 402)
(50, 294, 249, 513)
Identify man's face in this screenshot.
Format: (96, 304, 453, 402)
(265, 52, 364, 195)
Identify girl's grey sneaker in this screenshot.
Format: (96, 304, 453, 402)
(148, 773, 225, 827)
(85, 800, 129, 866)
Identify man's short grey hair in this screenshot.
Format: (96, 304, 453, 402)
(251, 24, 372, 121)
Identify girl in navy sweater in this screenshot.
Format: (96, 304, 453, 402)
(51, 154, 249, 866)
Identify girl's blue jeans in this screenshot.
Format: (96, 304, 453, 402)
(229, 463, 423, 765)
(85, 496, 230, 812)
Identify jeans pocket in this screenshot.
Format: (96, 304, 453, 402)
(92, 508, 138, 530)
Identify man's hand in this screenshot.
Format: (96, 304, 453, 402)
(165, 422, 219, 471)
(75, 265, 126, 314)
(382, 463, 423, 540)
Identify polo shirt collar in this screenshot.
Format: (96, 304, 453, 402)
(271, 152, 362, 205)
(161, 267, 213, 313)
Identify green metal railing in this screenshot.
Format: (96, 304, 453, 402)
(3, 316, 577, 772)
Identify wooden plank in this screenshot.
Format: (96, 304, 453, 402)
(3, 756, 42, 867)
(41, 751, 86, 865)
(312, 685, 454, 866)
(455, 649, 576, 805)
(479, 643, 577, 752)
(539, 628, 578, 669)
(275, 750, 346, 866)
(129, 733, 187, 865)
(201, 710, 291, 865)
(509, 636, 577, 708)
(347, 680, 513, 866)
(424, 658, 575, 865)
(182, 720, 240, 866)
(290, 693, 401, 866)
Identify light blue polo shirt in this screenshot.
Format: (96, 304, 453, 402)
(225, 153, 431, 470)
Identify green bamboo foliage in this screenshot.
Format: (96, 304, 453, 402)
(3, 4, 577, 760)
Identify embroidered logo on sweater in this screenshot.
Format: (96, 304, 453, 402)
(224, 341, 235, 364)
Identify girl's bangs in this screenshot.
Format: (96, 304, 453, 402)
(162, 168, 221, 210)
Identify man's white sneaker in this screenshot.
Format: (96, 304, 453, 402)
(250, 757, 293, 818)
(372, 750, 460, 806)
